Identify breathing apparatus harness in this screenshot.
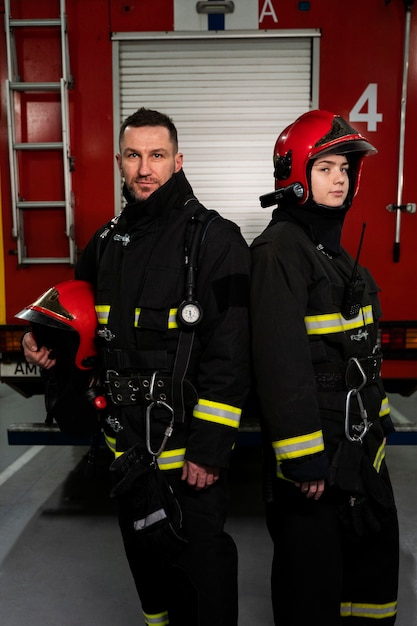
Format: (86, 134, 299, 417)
(96, 198, 219, 458)
(261, 184, 382, 445)
(176, 199, 219, 328)
(145, 200, 219, 457)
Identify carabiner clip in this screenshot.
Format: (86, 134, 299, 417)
(344, 358, 372, 443)
(145, 400, 175, 457)
(345, 357, 367, 392)
(145, 372, 175, 457)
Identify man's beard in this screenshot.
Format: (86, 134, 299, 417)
(126, 180, 149, 202)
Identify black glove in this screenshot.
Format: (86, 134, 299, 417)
(110, 444, 188, 554)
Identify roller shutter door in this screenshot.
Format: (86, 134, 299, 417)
(113, 32, 319, 243)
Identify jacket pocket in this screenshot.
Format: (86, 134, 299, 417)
(136, 266, 183, 331)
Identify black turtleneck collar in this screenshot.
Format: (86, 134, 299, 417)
(121, 169, 194, 227)
(270, 199, 348, 256)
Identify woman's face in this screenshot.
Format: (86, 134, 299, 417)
(310, 153, 349, 208)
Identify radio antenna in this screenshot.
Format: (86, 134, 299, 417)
(350, 222, 366, 281)
(341, 222, 367, 320)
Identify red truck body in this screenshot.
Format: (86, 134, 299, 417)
(1, 0, 416, 398)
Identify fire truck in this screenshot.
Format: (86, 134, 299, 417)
(0, 0, 416, 440)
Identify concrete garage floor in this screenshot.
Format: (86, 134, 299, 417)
(0, 382, 416, 625)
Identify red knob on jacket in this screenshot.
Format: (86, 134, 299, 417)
(93, 395, 107, 410)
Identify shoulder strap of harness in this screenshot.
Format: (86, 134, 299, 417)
(171, 197, 219, 423)
(183, 196, 219, 243)
(182, 196, 219, 303)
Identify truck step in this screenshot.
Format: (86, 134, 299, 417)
(7, 422, 417, 447)
(7, 423, 97, 446)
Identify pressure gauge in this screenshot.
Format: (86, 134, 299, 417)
(177, 300, 203, 327)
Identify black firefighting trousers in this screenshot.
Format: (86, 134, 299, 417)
(265, 465, 399, 625)
(117, 469, 238, 626)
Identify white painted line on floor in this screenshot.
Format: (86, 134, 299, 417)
(0, 446, 45, 487)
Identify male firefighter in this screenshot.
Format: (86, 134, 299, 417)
(22, 107, 251, 626)
(250, 110, 399, 625)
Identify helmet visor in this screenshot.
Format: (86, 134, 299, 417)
(311, 138, 377, 160)
(15, 307, 75, 331)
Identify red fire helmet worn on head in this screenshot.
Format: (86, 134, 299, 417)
(273, 110, 377, 204)
(16, 280, 98, 371)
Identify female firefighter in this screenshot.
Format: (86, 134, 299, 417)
(250, 110, 399, 625)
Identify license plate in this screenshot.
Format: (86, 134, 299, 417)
(0, 361, 41, 377)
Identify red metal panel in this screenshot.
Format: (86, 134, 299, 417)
(66, 0, 114, 252)
(0, 0, 114, 321)
(109, 0, 174, 32)
(259, 0, 416, 323)
(0, 0, 416, 390)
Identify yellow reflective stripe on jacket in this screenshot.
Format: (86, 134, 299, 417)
(95, 304, 109, 325)
(100, 304, 178, 329)
(104, 437, 185, 468)
(168, 308, 178, 329)
(143, 610, 169, 625)
(379, 395, 390, 418)
(193, 399, 241, 428)
(373, 440, 385, 473)
(272, 430, 325, 462)
(133, 307, 178, 329)
(340, 600, 397, 619)
(103, 432, 117, 455)
(157, 448, 185, 470)
(305, 305, 373, 336)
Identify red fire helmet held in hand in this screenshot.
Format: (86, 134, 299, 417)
(16, 279, 98, 371)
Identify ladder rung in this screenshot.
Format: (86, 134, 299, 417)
(14, 142, 63, 150)
(17, 200, 66, 209)
(10, 81, 61, 92)
(9, 18, 62, 28)
(20, 257, 72, 265)
(5, 0, 75, 267)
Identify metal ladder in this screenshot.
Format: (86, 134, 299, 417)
(4, 0, 75, 265)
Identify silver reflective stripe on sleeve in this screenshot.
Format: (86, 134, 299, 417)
(193, 399, 241, 428)
(134, 508, 167, 531)
(272, 430, 325, 462)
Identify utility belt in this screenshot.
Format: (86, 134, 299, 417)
(100, 341, 196, 419)
(314, 353, 382, 392)
(104, 370, 197, 410)
(315, 353, 383, 444)
(104, 368, 198, 458)
(101, 339, 198, 456)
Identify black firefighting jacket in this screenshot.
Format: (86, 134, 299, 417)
(250, 207, 393, 484)
(76, 170, 250, 470)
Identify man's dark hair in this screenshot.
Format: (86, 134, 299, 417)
(119, 107, 178, 151)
